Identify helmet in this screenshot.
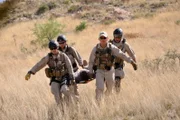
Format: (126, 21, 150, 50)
(113, 28, 123, 38)
(49, 40, 59, 50)
(57, 35, 67, 42)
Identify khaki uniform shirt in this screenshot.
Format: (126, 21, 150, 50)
(88, 43, 133, 73)
(111, 39, 136, 62)
(30, 51, 74, 79)
(59, 45, 83, 69)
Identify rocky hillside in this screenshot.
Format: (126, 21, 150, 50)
(0, 0, 179, 27)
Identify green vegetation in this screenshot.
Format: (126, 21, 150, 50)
(33, 19, 65, 48)
(0, 0, 18, 23)
(63, 0, 72, 5)
(75, 21, 87, 32)
(68, 5, 81, 13)
(150, 2, 166, 9)
(47, 1, 57, 10)
(36, 2, 57, 15)
(175, 20, 180, 25)
(35, 4, 49, 15)
(142, 49, 180, 72)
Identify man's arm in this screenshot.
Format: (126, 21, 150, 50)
(71, 47, 83, 66)
(125, 42, 136, 62)
(88, 47, 96, 73)
(111, 44, 132, 63)
(30, 55, 49, 74)
(64, 53, 75, 80)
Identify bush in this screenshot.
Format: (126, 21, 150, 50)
(63, 0, 72, 5)
(68, 5, 81, 13)
(47, 2, 57, 10)
(36, 4, 49, 15)
(33, 19, 65, 48)
(75, 21, 87, 32)
(150, 2, 166, 9)
(141, 49, 180, 72)
(175, 20, 180, 25)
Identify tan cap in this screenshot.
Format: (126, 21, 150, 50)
(99, 31, 108, 38)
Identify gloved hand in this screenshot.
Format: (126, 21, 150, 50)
(25, 71, 33, 81)
(71, 79, 76, 85)
(83, 60, 88, 66)
(131, 60, 138, 70)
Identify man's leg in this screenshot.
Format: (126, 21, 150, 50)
(105, 69, 114, 96)
(115, 68, 124, 93)
(95, 69, 105, 101)
(61, 84, 72, 104)
(51, 82, 62, 104)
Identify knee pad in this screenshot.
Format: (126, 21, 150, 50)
(115, 76, 121, 81)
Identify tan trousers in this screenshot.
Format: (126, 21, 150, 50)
(72, 71, 80, 100)
(95, 69, 115, 101)
(115, 68, 125, 79)
(51, 82, 71, 104)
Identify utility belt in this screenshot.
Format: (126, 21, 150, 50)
(45, 68, 67, 78)
(49, 75, 68, 87)
(96, 64, 112, 71)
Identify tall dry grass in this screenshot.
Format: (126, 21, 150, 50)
(0, 9, 180, 120)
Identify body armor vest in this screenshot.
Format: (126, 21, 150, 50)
(59, 46, 78, 72)
(109, 38, 126, 69)
(45, 53, 68, 79)
(94, 44, 114, 70)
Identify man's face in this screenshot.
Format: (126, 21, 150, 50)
(114, 37, 122, 42)
(50, 47, 58, 54)
(58, 41, 66, 48)
(99, 36, 108, 44)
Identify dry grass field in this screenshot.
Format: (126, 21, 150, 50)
(0, 2, 180, 120)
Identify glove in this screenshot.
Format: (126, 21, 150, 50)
(131, 60, 138, 70)
(25, 73, 31, 81)
(71, 79, 76, 85)
(25, 71, 33, 81)
(83, 60, 88, 66)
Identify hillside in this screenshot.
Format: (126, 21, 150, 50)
(0, 0, 180, 120)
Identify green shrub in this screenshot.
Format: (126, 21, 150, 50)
(142, 49, 180, 72)
(63, 0, 72, 5)
(75, 21, 87, 32)
(47, 2, 57, 10)
(33, 19, 65, 48)
(175, 20, 180, 25)
(68, 5, 80, 13)
(150, 2, 166, 9)
(36, 4, 49, 15)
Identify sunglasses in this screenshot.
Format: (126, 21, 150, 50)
(58, 42, 66, 44)
(50, 47, 57, 50)
(114, 37, 121, 39)
(99, 37, 107, 40)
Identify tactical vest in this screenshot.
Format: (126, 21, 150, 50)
(59, 46, 78, 72)
(109, 38, 126, 69)
(93, 44, 114, 71)
(45, 53, 68, 79)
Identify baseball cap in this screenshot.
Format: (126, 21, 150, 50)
(99, 31, 108, 38)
